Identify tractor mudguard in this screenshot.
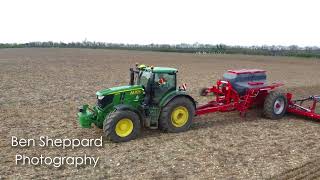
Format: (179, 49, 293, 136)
(114, 104, 145, 122)
(159, 91, 196, 110)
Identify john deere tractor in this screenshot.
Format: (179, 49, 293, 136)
(78, 64, 196, 142)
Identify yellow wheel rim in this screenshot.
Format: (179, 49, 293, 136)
(115, 118, 134, 137)
(171, 106, 189, 127)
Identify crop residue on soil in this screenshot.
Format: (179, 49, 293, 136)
(0, 48, 320, 179)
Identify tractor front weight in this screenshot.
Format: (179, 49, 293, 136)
(78, 104, 97, 128)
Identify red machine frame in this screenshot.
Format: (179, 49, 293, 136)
(286, 94, 320, 120)
(196, 79, 283, 116)
(194, 69, 320, 121)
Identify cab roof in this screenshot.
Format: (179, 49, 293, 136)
(144, 67, 178, 73)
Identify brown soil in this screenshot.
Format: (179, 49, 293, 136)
(1, 48, 320, 179)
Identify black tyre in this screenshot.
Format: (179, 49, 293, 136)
(103, 110, 141, 142)
(159, 97, 195, 133)
(263, 91, 287, 119)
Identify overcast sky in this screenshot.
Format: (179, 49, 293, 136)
(0, 0, 319, 46)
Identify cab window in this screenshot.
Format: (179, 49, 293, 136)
(138, 71, 152, 89)
(153, 73, 176, 103)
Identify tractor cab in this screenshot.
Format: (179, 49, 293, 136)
(131, 65, 178, 105)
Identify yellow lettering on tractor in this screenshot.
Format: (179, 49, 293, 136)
(130, 90, 141, 95)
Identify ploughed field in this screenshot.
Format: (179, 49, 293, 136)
(1, 48, 320, 179)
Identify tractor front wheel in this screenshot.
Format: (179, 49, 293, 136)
(103, 110, 141, 142)
(159, 97, 195, 133)
(263, 91, 287, 119)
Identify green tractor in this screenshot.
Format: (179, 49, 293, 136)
(78, 64, 196, 142)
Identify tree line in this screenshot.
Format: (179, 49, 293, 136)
(1, 41, 320, 58)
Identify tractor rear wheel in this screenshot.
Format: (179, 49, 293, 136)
(103, 110, 141, 142)
(159, 97, 195, 133)
(263, 91, 287, 119)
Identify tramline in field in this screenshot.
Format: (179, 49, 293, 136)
(77, 64, 320, 142)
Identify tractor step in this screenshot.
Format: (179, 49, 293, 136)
(144, 106, 160, 129)
(148, 106, 160, 129)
